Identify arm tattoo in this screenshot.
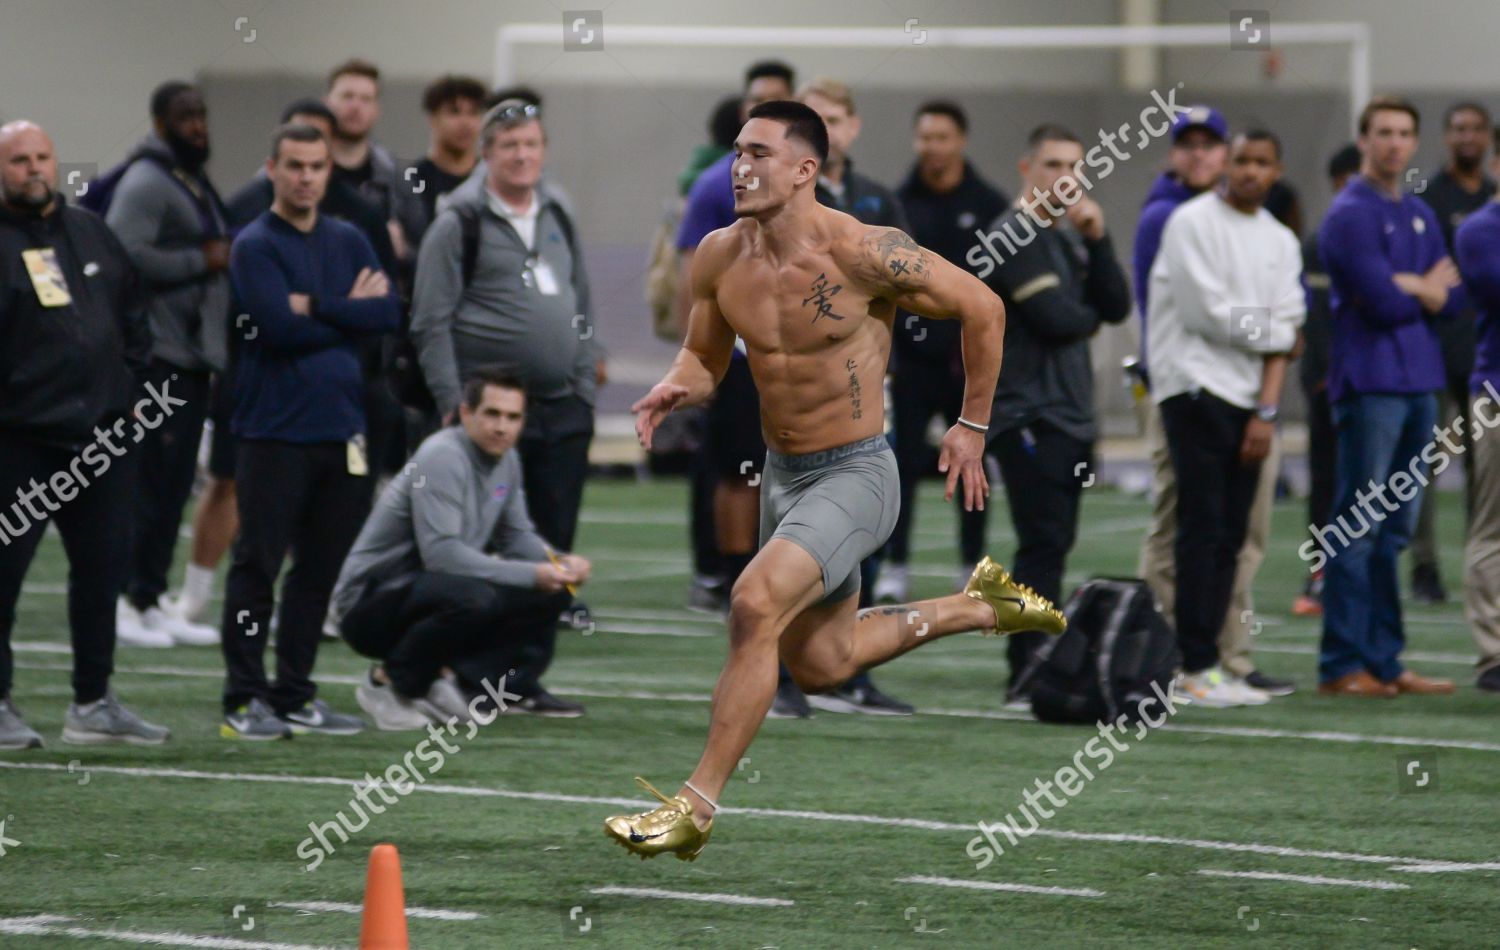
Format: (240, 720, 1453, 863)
(856, 228, 934, 296)
(803, 271, 848, 324)
(846, 358, 863, 420)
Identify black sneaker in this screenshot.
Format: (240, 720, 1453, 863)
(1411, 563, 1447, 604)
(561, 601, 594, 630)
(767, 680, 813, 719)
(808, 682, 914, 716)
(1244, 670, 1296, 696)
(279, 699, 366, 736)
(1478, 666, 1500, 693)
(506, 687, 585, 718)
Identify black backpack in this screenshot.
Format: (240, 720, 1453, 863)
(1013, 578, 1180, 726)
(387, 200, 580, 413)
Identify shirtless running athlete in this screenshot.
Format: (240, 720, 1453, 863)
(605, 100, 1066, 860)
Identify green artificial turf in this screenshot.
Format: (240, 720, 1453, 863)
(0, 478, 1494, 948)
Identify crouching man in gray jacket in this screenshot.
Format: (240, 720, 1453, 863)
(329, 370, 592, 727)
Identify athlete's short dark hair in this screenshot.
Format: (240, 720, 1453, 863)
(747, 100, 828, 166)
(914, 99, 968, 135)
(744, 60, 795, 92)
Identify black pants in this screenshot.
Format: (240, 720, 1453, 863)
(220, 440, 371, 714)
(1160, 392, 1261, 673)
(0, 431, 134, 703)
(688, 408, 721, 578)
(341, 572, 569, 699)
(125, 361, 210, 610)
(991, 422, 1091, 687)
(1306, 385, 1336, 551)
(518, 393, 594, 554)
(887, 360, 987, 564)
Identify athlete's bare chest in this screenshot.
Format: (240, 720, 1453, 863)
(717, 254, 889, 353)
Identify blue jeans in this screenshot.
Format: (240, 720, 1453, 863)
(1319, 393, 1437, 683)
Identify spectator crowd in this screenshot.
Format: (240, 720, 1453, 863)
(2, 54, 1498, 749)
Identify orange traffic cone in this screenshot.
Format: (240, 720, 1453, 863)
(358, 843, 409, 949)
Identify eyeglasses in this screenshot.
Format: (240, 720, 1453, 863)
(490, 102, 540, 125)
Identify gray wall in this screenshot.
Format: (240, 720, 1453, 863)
(4, 0, 1497, 421)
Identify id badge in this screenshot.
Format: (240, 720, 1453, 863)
(531, 259, 561, 296)
(346, 435, 369, 476)
(22, 248, 72, 307)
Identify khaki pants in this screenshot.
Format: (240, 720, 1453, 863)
(1465, 393, 1500, 674)
(1136, 401, 1281, 678)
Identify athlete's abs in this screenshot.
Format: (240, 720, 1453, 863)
(718, 251, 893, 455)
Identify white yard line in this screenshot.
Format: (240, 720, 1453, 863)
(12, 655, 1496, 754)
(588, 886, 792, 907)
(0, 915, 343, 949)
(268, 900, 481, 921)
(1195, 869, 1410, 891)
(897, 875, 1104, 898)
(0, 760, 1486, 873)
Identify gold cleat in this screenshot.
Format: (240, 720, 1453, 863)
(963, 556, 1067, 637)
(603, 777, 713, 861)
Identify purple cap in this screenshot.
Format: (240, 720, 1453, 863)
(1171, 105, 1228, 143)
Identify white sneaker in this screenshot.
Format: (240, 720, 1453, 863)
(410, 675, 472, 724)
(873, 564, 909, 604)
(145, 601, 219, 647)
(170, 590, 209, 625)
(116, 598, 173, 649)
(1172, 667, 1246, 708)
(355, 670, 434, 731)
(1221, 675, 1272, 706)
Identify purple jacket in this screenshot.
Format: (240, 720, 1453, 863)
(1132, 172, 1196, 368)
(1456, 201, 1500, 394)
(1319, 176, 1460, 402)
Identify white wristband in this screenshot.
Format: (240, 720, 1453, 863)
(957, 417, 989, 433)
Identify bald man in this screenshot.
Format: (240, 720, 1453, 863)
(0, 121, 170, 748)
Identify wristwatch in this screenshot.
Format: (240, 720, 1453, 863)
(1255, 404, 1280, 423)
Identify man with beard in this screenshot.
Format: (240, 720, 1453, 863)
(106, 81, 228, 650)
(1409, 102, 1496, 604)
(324, 59, 421, 264)
(0, 120, 170, 748)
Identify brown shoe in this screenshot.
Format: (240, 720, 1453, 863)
(1318, 671, 1398, 698)
(1391, 670, 1456, 695)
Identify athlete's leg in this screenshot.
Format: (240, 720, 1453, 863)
(779, 588, 995, 694)
(679, 538, 823, 825)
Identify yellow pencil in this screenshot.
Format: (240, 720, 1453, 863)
(544, 544, 579, 596)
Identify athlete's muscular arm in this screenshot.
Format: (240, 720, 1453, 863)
(632, 231, 738, 450)
(852, 226, 1005, 512)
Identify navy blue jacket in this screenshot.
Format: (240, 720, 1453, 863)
(1319, 176, 1462, 402)
(229, 210, 399, 442)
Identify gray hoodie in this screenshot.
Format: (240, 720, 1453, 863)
(409, 180, 597, 414)
(104, 133, 228, 372)
(329, 425, 551, 621)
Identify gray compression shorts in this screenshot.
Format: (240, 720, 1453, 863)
(759, 435, 900, 603)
